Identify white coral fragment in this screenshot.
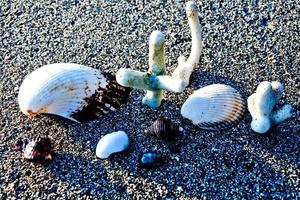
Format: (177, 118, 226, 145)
(247, 81, 292, 134)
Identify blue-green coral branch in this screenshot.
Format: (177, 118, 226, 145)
(116, 1, 202, 108)
(116, 31, 185, 108)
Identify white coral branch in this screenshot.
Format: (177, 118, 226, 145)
(172, 0, 202, 87)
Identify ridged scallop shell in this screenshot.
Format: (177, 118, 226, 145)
(18, 63, 131, 122)
(96, 131, 129, 159)
(181, 84, 245, 130)
(145, 117, 182, 140)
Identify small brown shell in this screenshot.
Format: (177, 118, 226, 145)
(21, 137, 53, 163)
(145, 117, 181, 140)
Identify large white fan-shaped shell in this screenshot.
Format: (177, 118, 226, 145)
(18, 63, 130, 122)
(96, 131, 129, 159)
(181, 84, 245, 130)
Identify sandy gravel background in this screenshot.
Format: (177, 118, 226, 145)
(0, 0, 299, 199)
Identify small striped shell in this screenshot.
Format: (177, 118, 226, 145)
(145, 117, 181, 140)
(18, 63, 130, 122)
(181, 84, 245, 130)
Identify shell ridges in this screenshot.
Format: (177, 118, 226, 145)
(18, 63, 131, 122)
(181, 84, 245, 130)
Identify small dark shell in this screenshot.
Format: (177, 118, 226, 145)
(138, 152, 162, 168)
(15, 139, 28, 151)
(145, 117, 181, 140)
(21, 137, 53, 163)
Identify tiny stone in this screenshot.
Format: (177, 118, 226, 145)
(176, 186, 183, 193)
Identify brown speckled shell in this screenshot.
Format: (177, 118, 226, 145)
(22, 137, 53, 163)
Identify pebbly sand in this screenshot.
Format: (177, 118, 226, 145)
(0, 0, 299, 199)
